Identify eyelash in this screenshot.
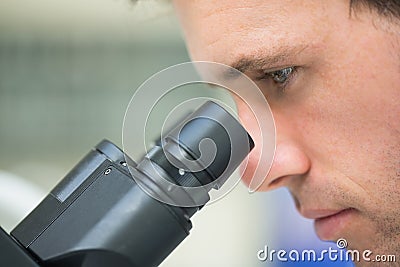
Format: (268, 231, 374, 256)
(259, 66, 297, 92)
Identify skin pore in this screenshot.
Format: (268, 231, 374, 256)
(172, 0, 400, 263)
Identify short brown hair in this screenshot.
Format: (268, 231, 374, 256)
(350, 0, 400, 19)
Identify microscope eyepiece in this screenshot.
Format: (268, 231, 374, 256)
(163, 101, 254, 184)
(135, 101, 254, 207)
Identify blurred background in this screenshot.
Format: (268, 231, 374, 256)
(0, 0, 353, 266)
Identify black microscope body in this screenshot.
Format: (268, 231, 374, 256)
(0, 101, 254, 267)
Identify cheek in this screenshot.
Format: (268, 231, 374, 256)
(291, 49, 400, 208)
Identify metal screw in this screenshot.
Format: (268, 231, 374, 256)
(104, 168, 112, 175)
(121, 161, 127, 167)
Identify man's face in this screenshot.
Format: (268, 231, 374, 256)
(173, 0, 400, 257)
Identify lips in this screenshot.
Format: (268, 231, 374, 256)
(301, 208, 356, 240)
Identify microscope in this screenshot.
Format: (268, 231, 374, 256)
(0, 101, 254, 267)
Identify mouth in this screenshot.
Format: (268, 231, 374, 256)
(312, 208, 356, 240)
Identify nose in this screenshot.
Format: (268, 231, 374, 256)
(235, 98, 311, 191)
(264, 140, 311, 191)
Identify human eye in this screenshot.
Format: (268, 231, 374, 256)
(258, 66, 297, 92)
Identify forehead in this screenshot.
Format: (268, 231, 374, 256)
(173, 0, 349, 63)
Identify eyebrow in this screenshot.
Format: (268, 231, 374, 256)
(223, 44, 308, 79)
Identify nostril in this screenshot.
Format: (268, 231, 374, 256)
(266, 174, 297, 190)
(268, 176, 286, 188)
